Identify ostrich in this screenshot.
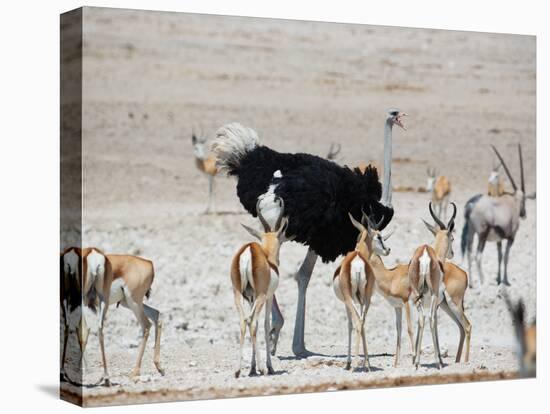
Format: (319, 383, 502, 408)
(212, 109, 406, 356)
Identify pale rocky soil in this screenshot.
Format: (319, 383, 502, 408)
(61, 7, 536, 406)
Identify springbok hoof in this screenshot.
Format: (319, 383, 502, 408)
(344, 362, 351, 370)
(248, 368, 258, 377)
(103, 377, 111, 387)
(235, 370, 241, 378)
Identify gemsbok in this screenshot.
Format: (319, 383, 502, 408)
(192, 128, 219, 213)
(408, 202, 458, 369)
(231, 197, 288, 377)
(332, 212, 379, 371)
(461, 144, 530, 286)
(426, 167, 451, 221)
(81, 248, 165, 385)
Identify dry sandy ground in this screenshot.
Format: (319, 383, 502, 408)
(60, 7, 536, 406)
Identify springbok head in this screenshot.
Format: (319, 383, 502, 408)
(348, 209, 392, 257)
(326, 142, 341, 161)
(491, 144, 527, 219)
(241, 197, 291, 262)
(191, 126, 208, 159)
(426, 167, 437, 191)
(422, 201, 457, 259)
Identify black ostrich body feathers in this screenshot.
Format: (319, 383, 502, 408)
(228, 145, 394, 263)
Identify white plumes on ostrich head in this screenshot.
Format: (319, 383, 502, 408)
(211, 112, 404, 263)
(211, 122, 260, 174)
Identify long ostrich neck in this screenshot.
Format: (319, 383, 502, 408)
(381, 120, 393, 206)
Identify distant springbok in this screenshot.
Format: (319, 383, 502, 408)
(426, 167, 451, 221)
(488, 159, 505, 197)
(232, 198, 289, 377)
(409, 202, 458, 369)
(461, 144, 529, 286)
(503, 293, 536, 377)
(192, 128, 219, 213)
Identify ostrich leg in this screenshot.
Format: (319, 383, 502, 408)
(270, 295, 284, 356)
(292, 248, 318, 357)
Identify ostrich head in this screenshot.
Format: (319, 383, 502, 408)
(386, 108, 407, 130)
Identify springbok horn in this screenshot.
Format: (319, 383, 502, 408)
(383, 229, 394, 241)
(491, 145, 517, 192)
(429, 201, 446, 230)
(518, 143, 525, 193)
(256, 199, 271, 232)
(447, 202, 457, 230)
(349, 212, 365, 232)
(362, 207, 376, 230)
(274, 197, 285, 230)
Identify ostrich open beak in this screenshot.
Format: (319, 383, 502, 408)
(394, 112, 408, 130)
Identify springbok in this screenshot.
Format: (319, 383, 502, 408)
(408, 202, 457, 369)
(231, 198, 288, 377)
(326, 142, 341, 161)
(488, 159, 505, 197)
(332, 212, 380, 371)
(81, 248, 164, 385)
(461, 144, 529, 286)
(503, 293, 536, 377)
(192, 128, 219, 213)
(426, 167, 451, 221)
(421, 207, 472, 363)
(356, 213, 415, 367)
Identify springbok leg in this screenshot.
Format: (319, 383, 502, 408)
(394, 307, 403, 367)
(292, 248, 318, 357)
(233, 289, 247, 378)
(143, 304, 165, 375)
(439, 297, 465, 363)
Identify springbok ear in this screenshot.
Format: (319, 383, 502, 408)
(241, 223, 262, 241)
(422, 219, 437, 235)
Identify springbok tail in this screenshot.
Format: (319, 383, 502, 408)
(211, 122, 260, 175)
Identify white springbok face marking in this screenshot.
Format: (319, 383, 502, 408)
(426, 177, 435, 191)
(193, 141, 207, 159)
(257, 170, 284, 231)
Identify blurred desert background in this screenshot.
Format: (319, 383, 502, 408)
(61, 7, 535, 406)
